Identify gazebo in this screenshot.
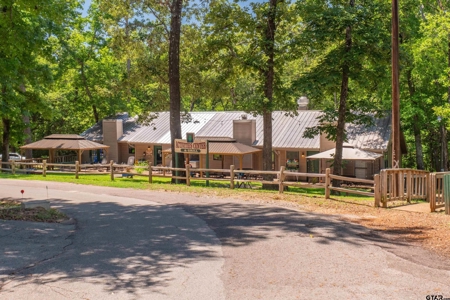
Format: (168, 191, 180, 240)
(20, 134, 109, 163)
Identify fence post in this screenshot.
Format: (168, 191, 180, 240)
(406, 170, 412, 203)
(325, 168, 330, 199)
(186, 164, 191, 186)
(43, 160, 47, 177)
(230, 165, 235, 189)
(278, 166, 285, 194)
(430, 173, 436, 212)
(148, 162, 153, 183)
(75, 161, 79, 179)
(382, 170, 388, 208)
(110, 160, 114, 181)
(11, 160, 15, 175)
(374, 174, 380, 207)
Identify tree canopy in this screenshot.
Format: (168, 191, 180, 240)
(1, 0, 450, 172)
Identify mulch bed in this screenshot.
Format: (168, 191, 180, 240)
(0, 198, 68, 223)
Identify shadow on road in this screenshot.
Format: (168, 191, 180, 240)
(1, 198, 437, 296)
(178, 203, 418, 249)
(2, 199, 220, 296)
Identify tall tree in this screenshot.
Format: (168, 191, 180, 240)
(168, 0, 186, 179)
(298, 0, 391, 184)
(0, 0, 78, 163)
(205, 0, 299, 177)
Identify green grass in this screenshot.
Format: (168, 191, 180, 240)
(0, 172, 373, 201)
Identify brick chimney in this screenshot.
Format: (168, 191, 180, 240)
(102, 119, 123, 162)
(233, 119, 256, 146)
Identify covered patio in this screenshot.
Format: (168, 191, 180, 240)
(20, 134, 109, 164)
(307, 147, 383, 179)
(162, 140, 262, 171)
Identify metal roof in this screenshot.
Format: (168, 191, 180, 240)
(45, 134, 85, 140)
(81, 111, 391, 151)
(346, 114, 391, 150)
(81, 113, 136, 142)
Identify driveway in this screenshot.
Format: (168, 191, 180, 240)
(0, 179, 449, 299)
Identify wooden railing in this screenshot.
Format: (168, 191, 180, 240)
(54, 155, 77, 163)
(429, 172, 447, 212)
(4, 161, 448, 213)
(325, 169, 378, 204)
(2, 162, 376, 197)
(379, 168, 428, 207)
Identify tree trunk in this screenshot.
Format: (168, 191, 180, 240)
(262, 0, 277, 185)
(80, 61, 99, 123)
(92, 105, 99, 124)
(1, 118, 11, 168)
(22, 115, 32, 158)
(332, 0, 354, 187)
(169, 0, 185, 183)
(126, 16, 131, 103)
(413, 115, 425, 169)
(442, 126, 448, 171)
(20, 84, 32, 158)
(406, 69, 425, 169)
(446, 36, 450, 170)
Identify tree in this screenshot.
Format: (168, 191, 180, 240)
(204, 0, 299, 178)
(0, 0, 78, 164)
(298, 0, 391, 185)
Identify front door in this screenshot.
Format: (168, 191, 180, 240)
(154, 146, 163, 166)
(307, 151, 319, 173)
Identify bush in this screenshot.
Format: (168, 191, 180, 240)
(135, 161, 149, 174)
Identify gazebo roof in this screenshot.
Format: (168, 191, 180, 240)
(21, 134, 109, 151)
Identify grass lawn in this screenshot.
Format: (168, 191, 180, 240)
(0, 172, 373, 203)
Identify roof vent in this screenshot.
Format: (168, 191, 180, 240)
(241, 114, 247, 120)
(297, 96, 309, 110)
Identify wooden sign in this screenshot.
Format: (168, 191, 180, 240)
(174, 139, 207, 154)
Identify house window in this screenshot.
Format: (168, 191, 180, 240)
(128, 145, 135, 154)
(286, 151, 299, 171)
(190, 154, 199, 161)
(213, 154, 222, 160)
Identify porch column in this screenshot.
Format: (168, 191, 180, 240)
(78, 150, 83, 164)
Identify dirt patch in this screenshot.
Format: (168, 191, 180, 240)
(0, 198, 69, 223)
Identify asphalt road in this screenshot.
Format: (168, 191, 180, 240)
(0, 179, 449, 299)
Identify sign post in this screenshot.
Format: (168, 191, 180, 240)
(174, 138, 208, 184)
(206, 140, 210, 187)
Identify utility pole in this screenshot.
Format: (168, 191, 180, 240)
(391, 0, 401, 168)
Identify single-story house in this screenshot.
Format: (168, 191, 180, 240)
(81, 109, 405, 180)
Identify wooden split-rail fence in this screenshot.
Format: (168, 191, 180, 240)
(1, 160, 448, 214)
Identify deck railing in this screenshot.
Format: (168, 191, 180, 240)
(379, 168, 428, 207)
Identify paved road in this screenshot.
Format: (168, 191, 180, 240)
(1, 179, 449, 299)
